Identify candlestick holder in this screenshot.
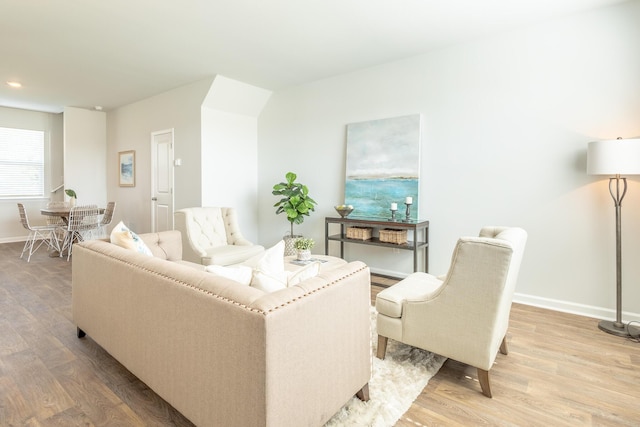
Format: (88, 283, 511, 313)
(404, 202, 412, 222)
(389, 209, 397, 221)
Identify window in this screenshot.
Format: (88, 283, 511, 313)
(0, 126, 45, 198)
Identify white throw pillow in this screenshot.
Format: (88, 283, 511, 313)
(287, 261, 321, 287)
(207, 240, 321, 292)
(247, 240, 287, 291)
(205, 265, 252, 285)
(110, 221, 153, 256)
(251, 270, 289, 292)
(253, 240, 285, 274)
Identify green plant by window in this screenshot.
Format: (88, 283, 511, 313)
(65, 189, 77, 198)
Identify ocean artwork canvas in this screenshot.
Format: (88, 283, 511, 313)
(345, 114, 421, 220)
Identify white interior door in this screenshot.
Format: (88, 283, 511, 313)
(151, 129, 174, 232)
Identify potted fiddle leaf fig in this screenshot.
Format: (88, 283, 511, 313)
(272, 172, 317, 236)
(272, 172, 317, 255)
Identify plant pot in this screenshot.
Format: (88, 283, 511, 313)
(283, 234, 302, 256)
(296, 249, 311, 261)
(69, 197, 76, 208)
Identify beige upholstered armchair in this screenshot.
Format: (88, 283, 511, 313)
(174, 207, 264, 266)
(375, 226, 527, 398)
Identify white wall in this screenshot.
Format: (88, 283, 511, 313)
(106, 78, 212, 232)
(200, 76, 272, 242)
(258, 1, 640, 322)
(63, 107, 107, 207)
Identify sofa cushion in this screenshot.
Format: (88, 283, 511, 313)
(139, 230, 183, 261)
(110, 221, 152, 256)
(205, 264, 252, 285)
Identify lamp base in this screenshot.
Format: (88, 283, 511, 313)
(598, 320, 640, 337)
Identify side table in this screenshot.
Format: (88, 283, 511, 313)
(325, 216, 429, 273)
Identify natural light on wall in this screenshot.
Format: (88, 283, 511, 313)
(0, 126, 45, 198)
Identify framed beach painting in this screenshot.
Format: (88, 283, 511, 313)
(345, 114, 421, 220)
(118, 150, 135, 187)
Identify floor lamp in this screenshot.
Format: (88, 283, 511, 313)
(587, 137, 640, 337)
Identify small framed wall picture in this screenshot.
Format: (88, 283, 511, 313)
(118, 150, 135, 187)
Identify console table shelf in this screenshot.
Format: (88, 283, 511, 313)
(325, 216, 429, 273)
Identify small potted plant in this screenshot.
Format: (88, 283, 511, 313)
(65, 189, 77, 207)
(293, 237, 315, 261)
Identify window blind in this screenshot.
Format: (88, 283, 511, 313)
(0, 127, 45, 198)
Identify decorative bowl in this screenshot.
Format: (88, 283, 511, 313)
(335, 205, 354, 218)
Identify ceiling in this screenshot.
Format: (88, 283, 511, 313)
(0, 0, 629, 114)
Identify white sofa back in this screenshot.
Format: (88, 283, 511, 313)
(72, 232, 371, 426)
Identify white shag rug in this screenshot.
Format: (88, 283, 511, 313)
(325, 308, 446, 427)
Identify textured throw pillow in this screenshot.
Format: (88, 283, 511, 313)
(205, 264, 252, 285)
(110, 221, 153, 256)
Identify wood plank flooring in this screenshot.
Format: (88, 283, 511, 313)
(1, 243, 639, 426)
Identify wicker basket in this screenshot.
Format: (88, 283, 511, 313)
(346, 226, 372, 240)
(379, 228, 408, 244)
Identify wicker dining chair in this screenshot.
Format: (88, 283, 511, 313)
(97, 201, 116, 237)
(46, 201, 69, 243)
(17, 203, 61, 262)
(59, 204, 101, 261)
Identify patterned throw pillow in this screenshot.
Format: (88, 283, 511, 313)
(110, 221, 153, 256)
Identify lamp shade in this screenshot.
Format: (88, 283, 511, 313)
(587, 138, 640, 175)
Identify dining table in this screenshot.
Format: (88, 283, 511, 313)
(40, 206, 106, 257)
(40, 206, 105, 224)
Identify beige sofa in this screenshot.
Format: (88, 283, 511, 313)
(72, 230, 371, 427)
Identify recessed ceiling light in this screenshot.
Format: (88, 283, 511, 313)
(6, 81, 22, 88)
(94, 106, 103, 111)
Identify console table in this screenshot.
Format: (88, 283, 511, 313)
(325, 216, 429, 273)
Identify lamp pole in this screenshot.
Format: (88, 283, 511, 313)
(598, 175, 627, 335)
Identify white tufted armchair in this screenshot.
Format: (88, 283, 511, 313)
(375, 226, 527, 398)
(174, 207, 264, 266)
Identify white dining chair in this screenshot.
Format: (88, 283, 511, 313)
(17, 203, 61, 262)
(59, 204, 101, 261)
(45, 201, 69, 243)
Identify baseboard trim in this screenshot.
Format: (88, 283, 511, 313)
(0, 237, 26, 244)
(369, 267, 410, 280)
(514, 292, 640, 323)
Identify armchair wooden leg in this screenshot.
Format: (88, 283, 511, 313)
(356, 383, 370, 401)
(376, 335, 388, 359)
(477, 368, 492, 398)
(499, 335, 508, 355)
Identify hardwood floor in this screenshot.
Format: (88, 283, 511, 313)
(1, 243, 639, 426)
(369, 278, 640, 427)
